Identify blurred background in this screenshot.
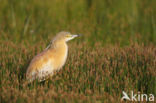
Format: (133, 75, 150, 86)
(0, 0, 156, 102)
(0, 0, 155, 46)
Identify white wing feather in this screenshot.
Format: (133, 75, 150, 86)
(28, 60, 54, 82)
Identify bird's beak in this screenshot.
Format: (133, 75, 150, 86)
(72, 34, 82, 38)
(66, 34, 81, 42)
(72, 34, 78, 38)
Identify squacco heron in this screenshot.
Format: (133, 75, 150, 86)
(26, 31, 79, 82)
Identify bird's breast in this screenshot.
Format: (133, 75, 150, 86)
(50, 43, 68, 70)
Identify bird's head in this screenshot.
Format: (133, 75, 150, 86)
(53, 31, 80, 43)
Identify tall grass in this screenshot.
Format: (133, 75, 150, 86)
(0, 0, 156, 103)
(0, 42, 155, 103)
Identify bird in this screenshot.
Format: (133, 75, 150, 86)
(26, 31, 79, 82)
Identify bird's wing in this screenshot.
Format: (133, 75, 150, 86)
(37, 60, 54, 81)
(26, 51, 54, 82)
(27, 60, 54, 82)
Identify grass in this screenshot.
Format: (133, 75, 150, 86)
(0, 0, 156, 103)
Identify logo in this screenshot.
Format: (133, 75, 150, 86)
(121, 91, 154, 102)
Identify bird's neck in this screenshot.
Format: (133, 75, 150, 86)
(50, 41, 68, 52)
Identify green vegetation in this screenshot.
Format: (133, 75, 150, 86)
(0, 0, 155, 103)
